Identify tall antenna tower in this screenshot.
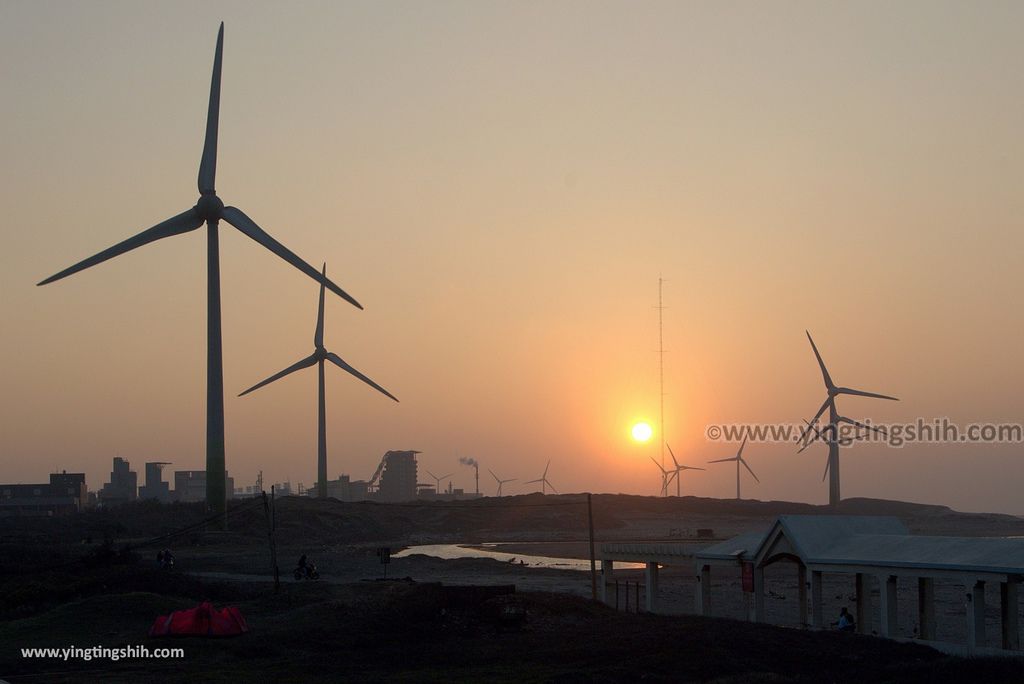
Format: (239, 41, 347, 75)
(657, 277, 666, 469)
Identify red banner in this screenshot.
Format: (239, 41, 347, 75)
(741, 562, 754, 593)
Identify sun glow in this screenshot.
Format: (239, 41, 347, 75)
(631, 422, 653, 442)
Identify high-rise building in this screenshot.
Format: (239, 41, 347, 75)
(100, 457, 137, 504)
(139, 462, 172, 502)
(378, 451, 418, 502)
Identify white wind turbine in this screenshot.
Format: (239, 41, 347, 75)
(239, 264, 397, 498)
(525, 460, 558, 495)
(797, 331, 897, 506)
(488, 469, 517, 497)
(37, 24, 362, 517)
(426, 470, 453, 495)
(707, 437, 759, 500)
(649, 457, 673, 497)
(666, 444, 705, 497)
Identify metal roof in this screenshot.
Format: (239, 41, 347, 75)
(697, 515, 1024, 576)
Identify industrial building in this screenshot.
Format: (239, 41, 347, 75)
(0, 472, 87, 517)
(99, 457, 137, 505)
(174, 470, 235, 503)
(138, 462, 172, 502)
(375, 450, 418, 502)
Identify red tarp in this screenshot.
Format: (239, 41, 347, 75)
(149, 601, 249, 637)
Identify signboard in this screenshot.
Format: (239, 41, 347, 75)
(741, 562, 754, 593)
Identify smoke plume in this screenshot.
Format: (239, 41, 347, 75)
(459, 457, 478, 467)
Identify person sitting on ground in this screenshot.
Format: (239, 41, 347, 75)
(837, 606, 856, 632)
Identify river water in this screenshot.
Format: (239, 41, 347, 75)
(394, 543, 644, 571)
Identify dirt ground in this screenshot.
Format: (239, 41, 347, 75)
(2, 493, 1023, 681)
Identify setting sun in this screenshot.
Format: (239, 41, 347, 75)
(631, 422, 653, 442)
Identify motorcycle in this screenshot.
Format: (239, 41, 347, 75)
(293, 562, 320, 581)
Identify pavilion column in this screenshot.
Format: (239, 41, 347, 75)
(600, 560, 613, 605)
(696, 564, 712, 616)
(879, 574, 898, 638)
(1000, 581, 1019, 650)
(798, 565, 808, 628)
(644, 562, 659, 613)
(810, 570, 823, 629)
(855, 573, 868, 634)
(753, 566, 765, 622)
(966, 580, 986, 649)
(918, 577, 936, 641)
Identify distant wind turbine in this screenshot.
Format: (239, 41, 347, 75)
(666, 444, 704, 497)
(426, 470, 453, 494)
(239, 264, 397, 498)
(797, 331, 897, 506)
(37, 24, 361, 517)
(525, 460, 558, 495)
(707, 437, 759, 500)
(649, 457, 674, 497)
(488, 469, 516, 497)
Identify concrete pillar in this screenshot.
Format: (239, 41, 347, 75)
(798, 565, 808, 628)
(918, 577, 936, 641)
(810, 570, 823, 629)
(879, 575, 898, 638)
(855, 573, 868, 634)
(696, 564, 712, 616)
(1001, 581, 1019, 651)
(753, 566, 765, 622)
(966, 580, 985, 649)
(600, 560, 613, 604)
(644, 562, 659, 613)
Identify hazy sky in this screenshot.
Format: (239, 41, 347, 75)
(2, 1, 1022, 512)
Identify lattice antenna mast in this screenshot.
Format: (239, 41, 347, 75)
(656, 277, 667, 469)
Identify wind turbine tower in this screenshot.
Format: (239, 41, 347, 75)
(239, 264, 397, 498)
(38, 25, 362, 517)
(797, 331, 897, 506)
(707, 437, 759, 500)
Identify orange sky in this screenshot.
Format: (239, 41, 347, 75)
(1, 1, 1022, 511)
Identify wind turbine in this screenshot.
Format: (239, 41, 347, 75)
(37, 24, 361, 517)
(525, 460, 558, 495)
(239, 264, 397, 498)
(707, 437, 759, 500)
(666, 444, 705, 497)
(426, 470, 453, 495)
(488, 469, 516, 497)
(649, 457, 674, 497)
(797, 331, 897, 506)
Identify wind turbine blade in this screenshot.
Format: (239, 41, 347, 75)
(737, 436, 747, 458)
(325, 351, 398, 402)
(221, 206, 363, 309)
(314, 263, 326, 348)
(238, 353, 317, 396)
(439, 473, 452, 480)
(806, 331, 834, 389)
(681, 466, 706, 471)
(837, 415, 887, 436)
(666, 443, 680, 469)
(542, 460, 550, 478)
(524, 478, 542, 485)
(649, 457, 667, 474)
(427, 470, 438, 480)
(822, 456, 830, 482)
(835, 386, 899, 402)
(797, 399, 831, 445)
(38, 208, 202, 285)
(741, 458, 760, 483)
(707, 457, 737, 464)
(506, 478, 517, 483)
(488, 468, 499, 483)
(546, 480, 559, 495)
(198, 23, 224, 194)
